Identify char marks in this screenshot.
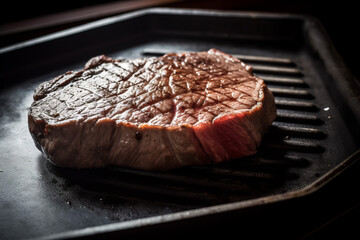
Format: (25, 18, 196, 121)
(31, 50, 263, 126)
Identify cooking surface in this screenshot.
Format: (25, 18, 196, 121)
(0, 9, 359, 239)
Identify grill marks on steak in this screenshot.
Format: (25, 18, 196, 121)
(33, 51, 259, 126)
(29, 49, 276, 170)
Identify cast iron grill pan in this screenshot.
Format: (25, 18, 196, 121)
(0, 8, 359, 239)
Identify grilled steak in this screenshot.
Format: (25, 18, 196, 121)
(28, 49, 276, 170)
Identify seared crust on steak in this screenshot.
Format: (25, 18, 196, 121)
(28, 49, 276, 170)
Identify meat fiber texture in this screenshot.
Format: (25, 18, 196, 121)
(28, 49, 276, 170)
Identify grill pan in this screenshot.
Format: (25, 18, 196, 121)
(1, 8, 360, 239)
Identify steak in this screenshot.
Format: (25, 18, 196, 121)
(28, 49, 276, 170)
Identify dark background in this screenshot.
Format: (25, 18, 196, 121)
(1, 0, 359, 81)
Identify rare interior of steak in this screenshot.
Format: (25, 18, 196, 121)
(28, 49, 277, 170)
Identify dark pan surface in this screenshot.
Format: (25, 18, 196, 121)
(0, 8, 359, 239)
